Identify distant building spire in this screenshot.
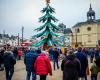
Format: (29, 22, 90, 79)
(87, 3, 96, 21)
(90, 3, 92, 10)
(89, 0, 92, 9)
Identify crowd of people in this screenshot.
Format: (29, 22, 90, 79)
(0, 45, 100, 80)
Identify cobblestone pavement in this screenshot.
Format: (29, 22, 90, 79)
(0, 60, 91, 80)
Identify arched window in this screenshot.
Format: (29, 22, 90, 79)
(88, 34, 91, 42)
(77, 28, 80, 33)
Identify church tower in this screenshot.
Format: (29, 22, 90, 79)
(87, 4, 95, 21)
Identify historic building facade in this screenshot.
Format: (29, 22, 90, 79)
(72, 4, 100, 48)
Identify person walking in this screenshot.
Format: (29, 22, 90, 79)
(18, 48, 23, 60)
(0, 47, 5, 71)
(49, 48, 54, 60)
(94, 48, 100, 59)
(61, 50, 81, 80)
(24, 48, 38, 80)
(75, 47, 88, 80)
(34, 52, 52, 80)
(88, 48, 94, 63)
(3, 46, 16, 80)
(52, 48, 60, 70)
(12, 47, 18, 60)
(90, 56, 100, 80)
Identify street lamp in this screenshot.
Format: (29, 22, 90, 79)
(3, 30, 5, 44)
(75, 28, 78, 48)
(18, 33, 19, 46)
(22, 26, 24, 45)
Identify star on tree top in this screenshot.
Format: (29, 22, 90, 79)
(45, 0, 50, 4)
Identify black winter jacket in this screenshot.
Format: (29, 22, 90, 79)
(61, 54, 81, 80)
(3, 51, 16, 68)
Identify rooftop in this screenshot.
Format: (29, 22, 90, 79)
(72, 19, 100, 28)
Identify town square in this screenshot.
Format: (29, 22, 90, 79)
(0, 0, 100, 80)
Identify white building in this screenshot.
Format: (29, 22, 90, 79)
(0, 34, 20, 46)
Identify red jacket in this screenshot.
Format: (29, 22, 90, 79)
(34, 54, 52, 75)
(18, 50, 23, 56)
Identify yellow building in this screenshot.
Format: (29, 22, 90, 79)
(72, 4, 100, 48)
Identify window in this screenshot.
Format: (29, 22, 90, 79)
(77, 28, 80, 33)
(88, 34, 91, 42)
(87, 27, 91, 31)
(75, 28, 80, 33)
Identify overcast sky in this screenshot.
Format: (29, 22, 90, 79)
(0, 0, 100, 39)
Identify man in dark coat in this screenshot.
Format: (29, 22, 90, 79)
(75, 47, 88, 80)
(3, 47, 16, 80)
(24, 49, 38, 80)
(61, 50, 81, 80)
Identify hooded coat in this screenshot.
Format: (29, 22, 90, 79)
(61, 54, 81, 80)
(34, 53, 52, 75)
(3, 51, 16, 68)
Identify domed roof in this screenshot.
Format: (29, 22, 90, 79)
(87, 10, 95, 15)
(87, 4, 95, 15)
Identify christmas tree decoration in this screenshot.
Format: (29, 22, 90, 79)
(31, 1, 63, 48)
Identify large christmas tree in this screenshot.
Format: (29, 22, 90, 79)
(31, 0, 62, 48)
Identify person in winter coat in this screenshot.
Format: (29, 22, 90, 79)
(90, 56, 100, 80)
(3, 47, 16, 80)
(12, 47, 18, 60)
(52, 48, 60, 70)
(24, 49, 38, 80)
(88, 48, 94, 63)
(0, 47, 5, 71)
(36, 48, 41, 55)
(23, 47, 30, 57)
(61, 50, 81, 80)
(90, 60, 100, 80)
(34, 52, 52, 80)
(94, 48, 100, 58)
(18, 48, 23, 60)
(75, 47, 88, 80)
(49, 48, 54, 60)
